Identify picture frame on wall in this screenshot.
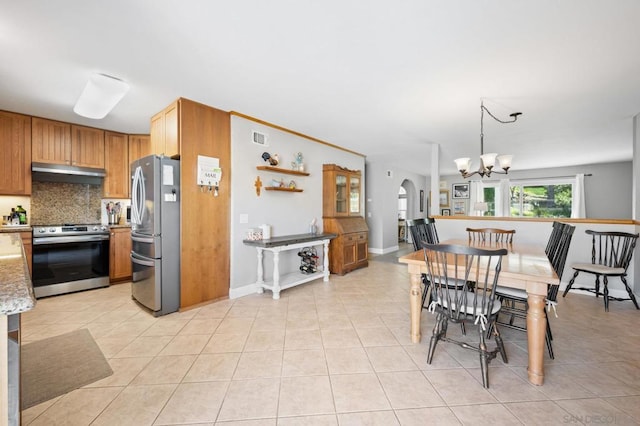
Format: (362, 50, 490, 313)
(453, 200, 466, 215)
(452, 183, 470, 199)
(441, 208, 451, 216)
(439, 189, 449, 207)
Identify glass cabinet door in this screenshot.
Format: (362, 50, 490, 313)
(336, 174, 347, 214)
(349, 176, 360, 215)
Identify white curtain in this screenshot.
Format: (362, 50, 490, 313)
(496, 179, 511, 217)
(571, 173, 586, 218)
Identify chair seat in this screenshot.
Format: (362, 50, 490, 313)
(571, 263, 625, 275)
(495, 286, 527, 300)
(438, 290, 502, 317)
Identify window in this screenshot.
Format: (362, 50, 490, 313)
(481, 178, 574, 218)
(398, 187, 407, 220)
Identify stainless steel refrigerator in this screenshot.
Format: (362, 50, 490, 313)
(130, 155, 180, 316)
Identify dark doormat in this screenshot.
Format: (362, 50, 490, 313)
(21, 328, 113, 409)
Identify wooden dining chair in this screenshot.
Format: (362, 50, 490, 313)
(406, 218, 439, 309)
(492, 223, 575, 359)
(422, 243, 508, 388)
(466, 228, 515, 244)
(562, 230, 639, 311)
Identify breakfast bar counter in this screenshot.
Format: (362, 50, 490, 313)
(243, 233, 337, 299)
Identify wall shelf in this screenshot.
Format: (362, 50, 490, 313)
(256, 166, 310, 176)
(264, 187, 303, 192)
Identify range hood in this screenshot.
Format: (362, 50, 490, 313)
(32, 162, 106, 185)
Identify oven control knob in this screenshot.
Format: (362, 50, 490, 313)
(101, 226, 107, 232)
(38, 228, 46, 233)
(92, 226, 98, 231)
(49, 228, 56, 233)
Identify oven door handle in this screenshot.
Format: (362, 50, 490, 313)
(33, 235, 110, 245)
(131, 252, 155, 267)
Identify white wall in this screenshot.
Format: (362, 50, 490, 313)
(365, 161, 428, 253)
(229, 115, 365, 297)
(439, 161, 633, 219)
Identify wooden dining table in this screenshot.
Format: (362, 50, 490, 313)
(398, 239, 557, 386)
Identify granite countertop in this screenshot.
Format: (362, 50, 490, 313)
(0, 225, 32, 233)
(243, 232, 337, 248)
(0, 233, 36, 315)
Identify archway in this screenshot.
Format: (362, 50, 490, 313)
(398, 179, 417, 244)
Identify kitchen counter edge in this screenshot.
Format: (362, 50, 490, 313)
(0, 226, 32, 234)
(0, 233, 36, 315)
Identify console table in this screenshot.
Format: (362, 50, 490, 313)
(243, 233, 337, 299)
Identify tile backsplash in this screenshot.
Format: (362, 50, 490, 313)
(31, 182, 102, 225)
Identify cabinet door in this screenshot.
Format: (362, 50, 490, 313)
(104, 132, 129, 198)
(342, 237, 356, 267)
(150, 101, 179, 157)
(71, 125, 105, 168)
(129, 135, 151, 163)
(110, 228, 132, 281)
(32, 117, 71, 165)
(356, 236, 368, 264)
(335, 174, 348, 215)
(349, 174, 361, 215)
(150, 112, 165, 155)
(0, 111, 31, 195)
(164, 102, 179, 157)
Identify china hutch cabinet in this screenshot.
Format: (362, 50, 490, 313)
(322, 164, 368, 275)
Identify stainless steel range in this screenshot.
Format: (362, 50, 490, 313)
(32, 224, 110, 298)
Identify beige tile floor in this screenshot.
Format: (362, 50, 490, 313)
(19, 257, 640, 425)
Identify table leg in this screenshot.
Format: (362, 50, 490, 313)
(272, 250, 281, 300)
(409, 271, 422, 343)
(323, 240, 330, 282)
(256, 248, 264, 294)
(526, 289, 547, 385)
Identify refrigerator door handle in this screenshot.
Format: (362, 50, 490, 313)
(131, 252, 155, 267)
(131, 166, 144, 225)
(131, 235, 155, 244)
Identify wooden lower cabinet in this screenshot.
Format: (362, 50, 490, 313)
(109, 227, 132, 282)
(323, 217, 368, 275)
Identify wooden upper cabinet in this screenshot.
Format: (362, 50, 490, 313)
(150, 100, 180, 158)
(129, 134, 151, 164)
(150, 113, 164, 156)
(0, 111, 31, 195)
(164, 102, 179, 157)
(104, 131, 129, 198)
(32, 117, 71, 165)
(71, 125, 104, 168)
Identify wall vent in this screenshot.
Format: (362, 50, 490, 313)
(252, 130, 268, 147)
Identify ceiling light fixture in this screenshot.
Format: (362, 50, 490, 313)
(73, 73, 130, 119)
(454, 101, 522, 178)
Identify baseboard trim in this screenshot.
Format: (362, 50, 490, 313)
(229, 284, 258, 299)
(369, 246, 400, 255)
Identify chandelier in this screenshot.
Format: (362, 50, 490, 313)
(454, 101, 522, 178)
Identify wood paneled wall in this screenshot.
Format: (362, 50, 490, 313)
(178, 99, 231, 308)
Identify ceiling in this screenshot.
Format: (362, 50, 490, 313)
(2, 0, 640, 176)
